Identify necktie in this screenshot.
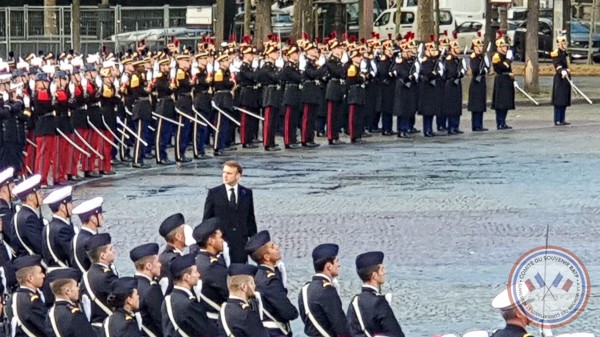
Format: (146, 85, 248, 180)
(229, 188, 236, 206)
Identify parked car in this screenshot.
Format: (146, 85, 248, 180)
(374, 7, 456, 39)
(512, 19, 600, 62)
(453, 20, 517, 49)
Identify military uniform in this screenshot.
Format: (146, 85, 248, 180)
(161, 285, 218, 337)
(53, 79, 72, 184)
(491, 324, 532, 337)
(158, 245, 183, 295)
(82, 72, 103, 176)
(468, 50, 488, 131)
(82, 263, 118, 328)
(392, 52, 418, 137)
(71, 227, 96, 272)
(191, 62, 213, 158)
(195, 249, 229, 322)
(345, 60, 366, 143)
(212, 64, 235, 155)
(257, 59, 283, 151)
(47, 299, 96, 337)
(153, 68, 175, 164)
(135, 273, 164, 337)
(418, 54, 442, 136)
(255, 264, 298, 337)
(441, 51, 464, 134)
(0, 98, 27, 174)
(102, 308, 142, 337)
(376, 52, 396, 135)
(32, 78, 57, 186)
(300, 53, 326, 147)
(218, 297, 269, 337)
(551, 47, 571, 125)
(11, 286, 49, 337)
(347, 286, 405, 337)
(174, 66, 194, 163)
(11, 204, 44, 257)
(130, 70, 153, 167)
(281, 58, 303, 148)
(324, 54, 346, 145)
(98, 77, 117, 174)
(298, 274, 349, 337)
(491, 50, 515, 129)
(42, 215, 74, 267)
(237, 60, 260, 148)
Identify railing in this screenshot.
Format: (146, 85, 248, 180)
(0, 5, 210, 58)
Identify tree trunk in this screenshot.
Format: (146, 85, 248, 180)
(524, 0, 539, 93)
(359, 0, 373, 40)
(215, 0, 226, 43)
(417, 0, 434, 43)
(44, 0, 58, 36)
(292, 0, 314, 40)
(244, 0, 252, 37)
(255, 0, 273, 48)
(72, 0, 81, 51)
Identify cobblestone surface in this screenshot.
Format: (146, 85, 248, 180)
(60, 104, 599, 336)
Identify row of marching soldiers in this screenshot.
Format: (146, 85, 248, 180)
(0, 166, 401, 337)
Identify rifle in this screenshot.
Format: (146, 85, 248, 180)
(476, 42, 492, 82)
(408, 43, 424, 83)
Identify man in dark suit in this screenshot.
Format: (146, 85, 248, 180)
(203, 161, 257, 264)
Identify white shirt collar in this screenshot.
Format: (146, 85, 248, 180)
(52, 215, 70, 225)
(135, 272, 153, 282)
(229, 294, 247, 303)
(174, 285, 194, 298)
(362, 284, 380, 293)
(315, 273, 332, 282)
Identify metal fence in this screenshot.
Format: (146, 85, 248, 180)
(0, 5, 208, 58)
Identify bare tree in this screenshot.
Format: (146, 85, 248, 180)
(359, 0, 374, 40)
(255, 0, 273, 47)
(417, 0, 434, 42)
(292, 0, 314, 40)
(524, 0, 539, 93)
(72, 0, 81, 51)
(44, 0, 58, 36)
(244, 0, 252, 36)
(215, 0, 226, 43)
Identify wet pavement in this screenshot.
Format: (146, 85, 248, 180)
(63, 104, 600, 336)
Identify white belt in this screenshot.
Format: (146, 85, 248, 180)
(91, 323, 103, 327)
(207, 312, 219, 320)
(263, 321, 282, 329)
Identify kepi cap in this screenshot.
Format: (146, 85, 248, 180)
(12, 255, 42, 271)
(228, 263, 257, 276)
(169, 254, 196, 277)
(111, 277, 137, 296)
(244, 230, 270, 255)
(192, 217, 220, 243)
(355, 251, 384, 270)
(159, 213, 185, 238)
(312, 243, 339, 265)
(129, 243, 159, 262)
(46, 267, 82, 284)
(84, 233, 111, 253)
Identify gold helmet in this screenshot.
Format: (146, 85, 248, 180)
(495, 37, 509, 48)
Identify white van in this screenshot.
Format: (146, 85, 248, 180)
(373, 7, 456, 39)
(399, 0, 485, 25)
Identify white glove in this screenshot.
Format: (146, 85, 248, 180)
(276, 260, 288, 287)
(254, 291, 264, 320)
(170, 59, 176, 69)
(1, 92, 7, 102)
(437, 62, 444, 75)
(252, 59, 259, 70)
(159, 277, 169, 296)
(146, 70, 153, 81)
(120, 73, 128, 84)
(317, 55, 326, 67)
(506, 49, 514, 60)
(384, 293, 393, 305)
(16, 87, 23, 98)
(191, 62, 199, 77)
(222, 241, 231, 266)
(23, 95, 30, 108)
(340, 52, 349, 64)
(153, 70, 162, 79)
(360, 60, 368, 73)
(50, 82, 57, 95)
(299, 54, 306, 72)
(370, 60, 377, 76)
(561, 70, 567, 78)
(233, 59, 243, 70)
(118, 63, 124, 74)
(193, 279, 203, 300)
(414, 62, 421, 75)
(153, 62, 159, 74)
(95, 76, 102, 89)
(29, 79, 35, 92)
(395, 55, 402, 64)
(229, 64, 240, 73)
(183, 224, 195, 246)
(68, 82, 75, 96)
(275, 58, 285, 69)
(213, 62, 220, 73)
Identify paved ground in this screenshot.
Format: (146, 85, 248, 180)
(62, 103, 600, 337)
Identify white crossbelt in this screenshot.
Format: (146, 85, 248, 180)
(165, 295, 192, 337)
(301, 284, 331, 337)
(352, 295, 373, 337)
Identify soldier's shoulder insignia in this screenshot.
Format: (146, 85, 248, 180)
(523, 334, 534, 337)
(446, 55, 452, 61)
(503, 62, 510, 68)
(131, 75, 140, 88)
(267, 271, 275, 278)
(347, 65, 357, 77)
(125, 315, 133, 321)
(104, 268, 111, 273)
(70, 307, 80, 314)
(30, 294, 39, 302)
(470, 52, 476, 58)
(422, 56, 428, 62)
(155, 72, 163, 79)
(241, 302, 250, 309)
(380, 55, 387, 61)
(215, 69, 224, 82)
(322, 281, 331, 287)
(492, 53, 501, 64)
(210, 257, 218, 263)
(177, 69, 186, 80)
(550, 49, 559, 58)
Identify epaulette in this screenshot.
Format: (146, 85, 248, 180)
(322, 280, 331, 287)
(422, 56, 428, 62)
(446, 55, 452, 61)
(210, 257, 218, 263)
(214, 69, 223, 82)
(492, 53, 501, 64)
(130, 74, 140, 88)
(241, 302, 250, 309)
(347, 64, 357, 77)
(550, 49, 559, 58)
(125, 315, 133, 321)
(470, 52, 476, 58)
(155, 72, 163, 79)
(71, 307, 80, 314)
(104, 268, 111, 273)
(177, 68, 186, 80)
(524, 334, 534, 337)
(30, 294, 39, 302)
(266, 271, 275, 278)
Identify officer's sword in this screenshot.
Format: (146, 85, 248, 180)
(151, 111, 184, 127)
(26, 138, 37, 148)
(117, 118, 149, 147)
(192, 106, 219, 132)
(73, 129, 106, 159)
(55, 129, 91, 157)
(211, 101, 241, 126)
(513, 81, 540, 105)
(175, 108, 207, 126)
(566, 77, 593, 104)
(233, 106, 265, 121)
(87, 116, 124, 148)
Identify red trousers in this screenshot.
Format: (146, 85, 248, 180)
(83, 129, 102, 172)
(71, 128, 89, 176)
(101, 130, 113, 172)
(34, 135, 58, 185)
